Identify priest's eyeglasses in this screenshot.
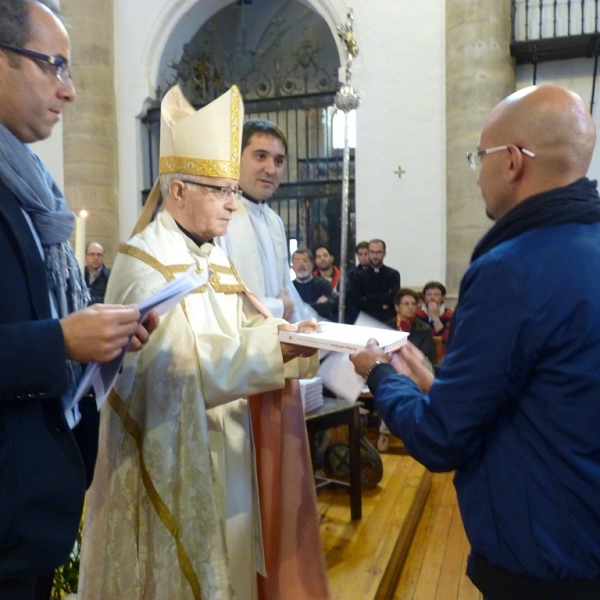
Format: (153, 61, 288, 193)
(466, 145, 536, 170)
(181, 180, 242, 200)
(0, 43, 72, 84)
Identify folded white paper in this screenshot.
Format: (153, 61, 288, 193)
(318, 352, 365, 403)
(69, 267, 209, 412)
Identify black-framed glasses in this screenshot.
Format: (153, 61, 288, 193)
(180, 180, 242, 200)
(466, 145, 536, 170)
(0, 42, 72, 84)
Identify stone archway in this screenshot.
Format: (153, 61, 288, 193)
(154, 0, 342, 104)
(140, 0, 353, 263)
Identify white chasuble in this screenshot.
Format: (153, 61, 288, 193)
(79, 210, 314, 600)
(217, 200, 330, 599)
(217, 197, 316, 322)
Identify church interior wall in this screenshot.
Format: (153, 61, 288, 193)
(40, 2, 600, 290)
(111, 0, 447, 287)
(516, 58, 600, 181)
(351, 1, 446, 287)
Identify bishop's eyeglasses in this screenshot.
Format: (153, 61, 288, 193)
(180, 180, 242, 200)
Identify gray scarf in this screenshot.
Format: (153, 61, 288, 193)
(0, 123, 89, 395)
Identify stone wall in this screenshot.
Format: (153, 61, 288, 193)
(61, 0, 119, 265)
(445, 0, 515, 297)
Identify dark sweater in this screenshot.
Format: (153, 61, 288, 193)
(385, 315, 435, 362)
(293, 275, 333, 319)
(84, 265, 111, 304)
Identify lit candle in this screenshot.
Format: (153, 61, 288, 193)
(75, 210, 87, 270)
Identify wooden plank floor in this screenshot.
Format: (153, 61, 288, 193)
(317, 441, 431, 599)
(316, 434, 482, 600)
(393, 471, 482, 600)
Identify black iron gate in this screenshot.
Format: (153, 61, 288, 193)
(140, 91, 356, 265)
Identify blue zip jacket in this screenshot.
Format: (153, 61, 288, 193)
(374, 221, 600, 582)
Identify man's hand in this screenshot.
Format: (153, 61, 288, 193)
(127, 309, 160, 352)
(316, 295, 328, 304)
(349, 338, 389, 378)
(278, 318, 318, 334)
(277, 319, 318, 362)
(390, 342, 434, 392)
(277, 289, 295, 321)
(60, 304, 153, 363)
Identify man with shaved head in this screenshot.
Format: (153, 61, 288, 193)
(350, 85, 600, 600)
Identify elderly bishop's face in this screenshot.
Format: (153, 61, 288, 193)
(173, 177, 239, 240)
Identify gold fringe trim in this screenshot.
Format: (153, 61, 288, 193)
(207, 258, 247, 293)
(230, 86, 241, 165)
(159, 157, 240, 179)
(108, 390, 203, 600)
(118, 244, 208, 293)
(118, 243, 248, 295)
(159, 85, 241, 179)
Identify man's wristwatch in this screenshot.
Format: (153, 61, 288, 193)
(365, 360, 383, 379)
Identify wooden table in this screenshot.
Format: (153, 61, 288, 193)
(305, 397, 362, 520)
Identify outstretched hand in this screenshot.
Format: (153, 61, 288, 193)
(277, 318, 319, 362)
(349, 338, 389, 378)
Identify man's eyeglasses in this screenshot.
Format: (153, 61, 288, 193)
(0, 42, 72, 84)
(466, 145, 536, 170)
(180, 180, 242, 200)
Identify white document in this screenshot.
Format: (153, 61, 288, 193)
(307, 313, 406, 403)
(354, 311, 394, 331)
(70, 267, 209, 411)
(318, 352, 365, 403)
(279, 320, 409, 354)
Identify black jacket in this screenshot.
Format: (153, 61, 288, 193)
(385, 316, 435, 362)
(85, 264, 111, 304)
(348, 264, 401, 323)
(0, 180, 98, 578)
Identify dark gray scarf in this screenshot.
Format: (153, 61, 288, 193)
(471, 177, 600, 262)
(0, 123, 89, 395)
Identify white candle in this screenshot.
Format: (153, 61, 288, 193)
(75, 210, 87, 270)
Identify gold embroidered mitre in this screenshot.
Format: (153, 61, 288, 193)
(159, 84, 243, 179)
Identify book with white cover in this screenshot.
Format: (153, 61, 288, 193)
(279, 322, 409, 354)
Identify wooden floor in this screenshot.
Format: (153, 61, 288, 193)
(393, 471, 482, 600)
(316, 433, 482, 600)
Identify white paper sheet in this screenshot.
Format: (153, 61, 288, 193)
(317, 312, 403, 403)
(318, 352, 365, 403)
(69, 267, 209, 411)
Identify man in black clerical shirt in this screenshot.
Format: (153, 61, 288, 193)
(348, 238, 400, 323)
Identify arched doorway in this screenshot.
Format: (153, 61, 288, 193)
(141, 0, 356, 265)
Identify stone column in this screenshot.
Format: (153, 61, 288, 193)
(61, 0, 119, 266)
(445, 0, 515, 298)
